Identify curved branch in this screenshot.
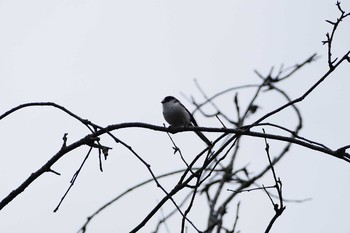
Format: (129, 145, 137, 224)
(252, 50, 350, 126)
(1, 117, 349, 211)
(0, 102, 97, 132)
(78, 169, 192, 233)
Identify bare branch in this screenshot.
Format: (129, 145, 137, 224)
(54, 147, 93, 212)
(262, 129, 286, 233)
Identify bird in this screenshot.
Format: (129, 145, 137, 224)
(161, 96, 212, 146)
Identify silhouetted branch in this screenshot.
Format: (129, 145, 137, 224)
(262, 129, 285, 233)
(1, 3, 349, 232)
(322, 1, 350, 69)
(78, 169, 193, 233)
(54, 146, 93, 212)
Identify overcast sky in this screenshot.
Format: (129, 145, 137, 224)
(1, 1, 350, 232)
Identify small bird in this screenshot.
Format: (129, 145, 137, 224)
(161, 96, 212, 146)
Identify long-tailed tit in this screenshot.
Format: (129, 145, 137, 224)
(161, 96, 212, 146)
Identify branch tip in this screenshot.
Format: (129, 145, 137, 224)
(48, 169, 61, 176)
(62, 133, 68, 148)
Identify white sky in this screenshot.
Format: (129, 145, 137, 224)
(1, 0, 350, 232)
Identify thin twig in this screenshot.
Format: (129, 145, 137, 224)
(54, 146, 93, 212)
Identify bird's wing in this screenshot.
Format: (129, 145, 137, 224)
(180, 102, 198, 126)
(180, 103, 211, 146)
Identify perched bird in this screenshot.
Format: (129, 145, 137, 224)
(161, 96, 212, 146)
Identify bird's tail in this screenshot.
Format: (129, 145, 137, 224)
(194, 130, 212, 147)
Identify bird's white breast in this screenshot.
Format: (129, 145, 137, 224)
(162, 102, 191, 127)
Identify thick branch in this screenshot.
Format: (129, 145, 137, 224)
(0, 134, 98, 210)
